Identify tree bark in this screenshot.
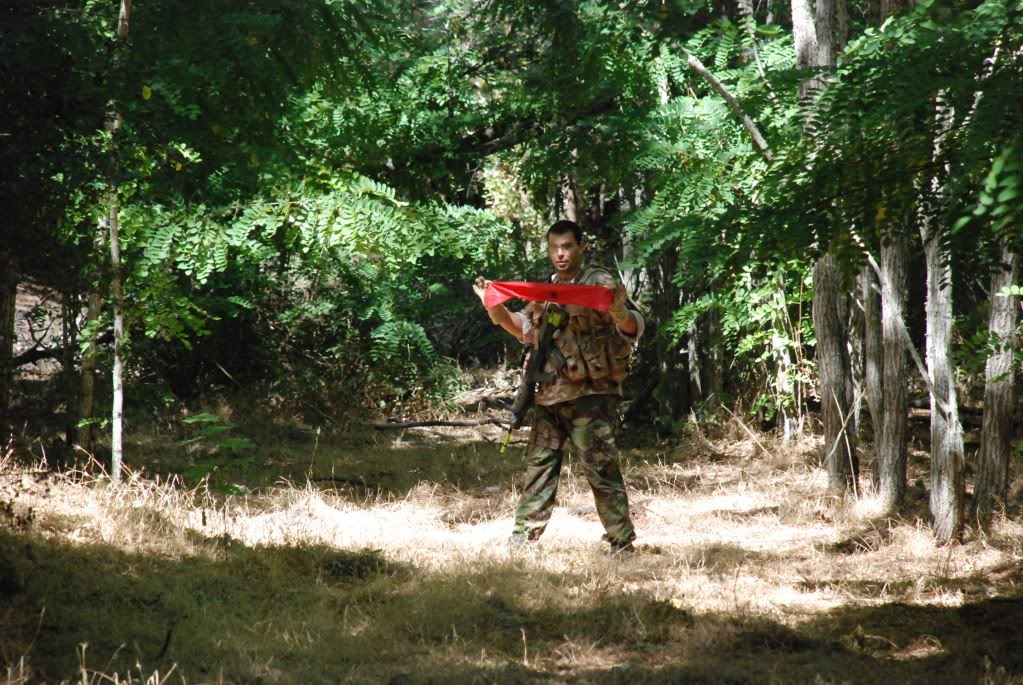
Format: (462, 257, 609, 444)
(78, 289, 102, 454)
(923, 94, 964, 545)
(105, 0, 132, 481)
(60, 292, 78, 463)
(923, 227, 964, 543)
(878, 237, 909, 512)
(813, 254, 858, 494)
(974, 243, 1018, 523)
(0, 251, 17, 442)
(792, 0, 855, 494)
(860, 265, 884, 483)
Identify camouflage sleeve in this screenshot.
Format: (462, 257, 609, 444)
(590, 270, 644, 342)
(617, 309, 645, 342)
(515, 301, 542, 344)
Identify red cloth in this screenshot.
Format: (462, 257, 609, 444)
(483, 281, 614, 311)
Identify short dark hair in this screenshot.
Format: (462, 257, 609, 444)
(546, 219, 583, 243)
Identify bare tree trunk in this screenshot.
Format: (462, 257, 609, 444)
(792, 0, 855, 494)
(0, 251, 16, 442)
(60, 292, 78, 464)
(813, 254, 858, 494)
(923, 94, 964, 545)
(108, 189, 126, 482)
(923, 227, 964, 543)
(975, 242, 1018, 524)
(860, 265, 884, 485)
(878, 237, 909, 512)
(78, 288, 102, 453)
(105, 0, 132, 482)
(653, 247, 689, 421)
(560, 176, 578, 224)
(687, 321, 704, 402)
(704, 305, 723, 406)
(848, 277, 864, 441)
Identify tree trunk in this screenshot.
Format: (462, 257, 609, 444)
(813, 254, 858, 494)
(792, 0, 855, 494)
(860, 265, 883, 441)
(704, 305, 723, 407)
(108, 193, 125, 482)
(78, 289, 102, 453)
(0, 251, 16, 442)
(687, 320, 704, 402)
(60, 292, 78, 464)
(860, 264, 884, 486)
(923, 227, 963, 543)
(105, 0, 132, 482)
(848, 278, 864, 442)
(878, 237, 909, 512)
(974, 241, 1018, 524)
(560, 175, 578, 224)
(923, 93, 964, 545)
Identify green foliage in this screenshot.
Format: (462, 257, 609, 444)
(179, 413, 257, 494)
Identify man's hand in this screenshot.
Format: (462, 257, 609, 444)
(610, 284, 628, 314)
(473, 277, 491, 307)
(609, 283, 638, 335)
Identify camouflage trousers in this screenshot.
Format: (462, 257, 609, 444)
(512, 394, 636, 546)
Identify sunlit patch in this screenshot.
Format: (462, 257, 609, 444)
(892, 635, 946, 660)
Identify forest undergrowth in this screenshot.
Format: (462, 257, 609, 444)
(2, 419, 1023, 685)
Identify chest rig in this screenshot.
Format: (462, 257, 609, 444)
(529, 268, 635, 385)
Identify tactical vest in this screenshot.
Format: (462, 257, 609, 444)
(529, 267, 636, 385)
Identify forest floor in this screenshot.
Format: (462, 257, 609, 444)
(2, 415, 1023, 684)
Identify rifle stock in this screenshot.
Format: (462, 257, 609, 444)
(501, 306, 563, 450)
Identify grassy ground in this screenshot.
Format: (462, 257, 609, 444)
(2, 418, 1022, 684)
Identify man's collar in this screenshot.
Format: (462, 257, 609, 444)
(553, 264, 586, 284)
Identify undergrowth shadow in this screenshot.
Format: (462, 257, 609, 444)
(3, 526, 1021, 684)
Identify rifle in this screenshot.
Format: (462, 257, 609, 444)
(500, 305, 565, 453)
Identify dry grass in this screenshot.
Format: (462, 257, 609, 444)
(1, 425, 1022, 684)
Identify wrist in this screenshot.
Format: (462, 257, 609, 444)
(609, 305, 629, 322)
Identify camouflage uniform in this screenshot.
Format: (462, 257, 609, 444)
(510, 267, 643, 547)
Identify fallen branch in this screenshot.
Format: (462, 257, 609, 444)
(372, 418, 508, 430)
(719, 404, 774, 459)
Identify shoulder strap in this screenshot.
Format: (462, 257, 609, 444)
(578, 266, 614, 286)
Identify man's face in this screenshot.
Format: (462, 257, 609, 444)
(547, 231, 586, 277)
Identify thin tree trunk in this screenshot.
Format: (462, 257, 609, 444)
(687, 321, 704, 402)
(704, 304, 723, 406)
(813, 254, 858, 494)
(923, 228, 964, 543)
(792, 0, 855, 494)
(105, 0, 132, 481)
(975, 241, 1018, 523)
(878, 237, 909, 512)
(108, 189, 125, 482)
(923, 93, 964, 545)
(848, 275, 864, 442)
(78, 288, 102, 453)
(560, 176, 578, 223)
(0, 251, 16, 442)
(860, 265, 884, 485)
(61, 292, 78, 464)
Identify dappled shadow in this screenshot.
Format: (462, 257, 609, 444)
(2, 525, 1022, 684)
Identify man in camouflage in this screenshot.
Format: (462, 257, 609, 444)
(474, 220, 643, 557)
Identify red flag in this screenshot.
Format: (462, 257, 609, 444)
(483, 281, 614, 311)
